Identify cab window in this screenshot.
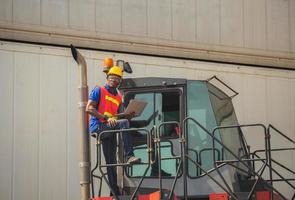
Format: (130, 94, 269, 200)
(124, 90, 181, 177)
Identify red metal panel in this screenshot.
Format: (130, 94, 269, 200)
(149, 191, 161, 200)
(209, 193, 229, 200)
(92, 197, 113, 200)
(138, 194, 151, 200)
(256, 191, 282, 200)
(138, 190, 179, 200)
(138, 191, 160, 200)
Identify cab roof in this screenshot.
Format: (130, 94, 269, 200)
(120, 77, 187, 89)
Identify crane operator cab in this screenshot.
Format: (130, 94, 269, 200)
(112, 76, 251, 199)
(91, 76, 253, 199)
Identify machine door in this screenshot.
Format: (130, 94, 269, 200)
(124, 88, 183, 178)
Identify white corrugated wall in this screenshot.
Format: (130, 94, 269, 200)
(0, 41, 294, 199)
(0, 0, 294, 68)
(1, 0, 294, 51)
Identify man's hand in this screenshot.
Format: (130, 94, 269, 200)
(125, 111, 136, 119)
(107, 117, 118, 128)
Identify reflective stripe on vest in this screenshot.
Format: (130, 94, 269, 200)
(97, 86, 122, 122)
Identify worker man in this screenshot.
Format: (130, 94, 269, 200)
(86, 66, 140, 195)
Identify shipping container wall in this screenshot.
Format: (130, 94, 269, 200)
(0, 0, 294, 68)
(2, 0, 294, 51)
(0, 41, 294, 200)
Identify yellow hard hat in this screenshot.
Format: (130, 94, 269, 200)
(107, 66, 123, 78)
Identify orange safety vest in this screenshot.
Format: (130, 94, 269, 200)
(97, 86, 122, 122)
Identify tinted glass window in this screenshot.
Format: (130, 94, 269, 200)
(208, 83, 247, 174)
(187, 81, 223, 177)
(124, 90, 181, 177)
(186, 81, 246, 177)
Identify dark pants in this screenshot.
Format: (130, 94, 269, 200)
(97, 119, 134, 195)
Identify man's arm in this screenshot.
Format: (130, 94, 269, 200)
(86, 100, 118, 127)
(86, 100, 107, 120)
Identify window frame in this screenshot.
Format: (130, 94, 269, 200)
(122, 86, 185, 178)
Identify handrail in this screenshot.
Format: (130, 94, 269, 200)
(212, 124, 271, 200)
(91, 127, 151, 200)
(268, 124, 295, 145)
(253, 148, 295, 176)
(187, 148, 199, 176)
(186, 156, 236, 197)
(212, 124, 293, 200)
(267, 124, 295, 200)
(91, 174, 103, 197)
(184, 118, 289, 200)
(183, 117, 238, 199)
(91, 133, 103, 198)
(253, 147, 295, 199)
(156, 121, 181, 200)
(90, 120, 294, 200)
(211, 124, 290, 200)
(199, 148, 221, 167)
(251, 153, 295, 191)
(254, 147, 295, 154)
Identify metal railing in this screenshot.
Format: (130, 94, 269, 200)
(183, 117, 289, 200)
(251, 124, 295, 200)
(90, 120, 294, 200)
(91, 127, 152, 200)
(156, 120, 229, 200)
(211, 123, 294, 200)
(156, 121, 182, 200)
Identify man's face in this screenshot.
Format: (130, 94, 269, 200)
(107, 75, 121, 88)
